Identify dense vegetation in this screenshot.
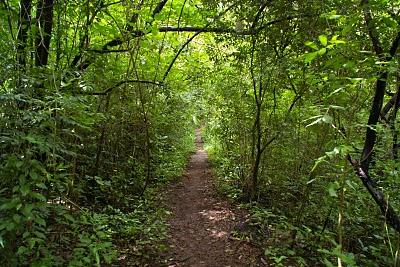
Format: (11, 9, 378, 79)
(1, 0, 400, 266)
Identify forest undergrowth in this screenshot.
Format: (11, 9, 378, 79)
(2, 0, 400, 266)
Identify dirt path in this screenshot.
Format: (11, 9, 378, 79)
(164, 129, 262, 267)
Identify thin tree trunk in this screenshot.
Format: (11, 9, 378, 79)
(35, 0, 54, 67)
(360, 73, 387, 173)
(360, 0, 400, 172)
(16, 0, 32, 68)
(251, 103, 262, 200)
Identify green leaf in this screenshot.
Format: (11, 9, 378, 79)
(327, 88, 344, 98)
(36, 182, 47, 189)
(318, 47, 327, 55)
(6, 222, 15, 231)
(20, 184, 30, 196)
(346, 180, 356, 190)
(304, 51, 319, 63)
(22, 204, 34, 218)
(30, 192, 46, 202)
(33, 230, 46, 240)
(95, 250, 100, 266)
(328, 187, 338, 197)
(382, 17, 397, 28)
(17, 246, 29, 255)
(330, 35, 346, 45)
(319, 35, 328, 46)
(305, 41, 319, 50)
(63, 213, 75, 222)
(35, 216, 46, 226)
(0, 198, 20, 210)
(23, 231, 30, 239)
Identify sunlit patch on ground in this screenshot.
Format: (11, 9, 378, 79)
(209, 229, 228, 238)
(199, 209, 232, 222)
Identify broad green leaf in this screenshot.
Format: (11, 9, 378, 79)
(305, 41, 319, 50)
(318, 47, 327, 55)
(319, 35, 328, 46)
(330, 39, 346, 45)
(304, 52, 319, 63)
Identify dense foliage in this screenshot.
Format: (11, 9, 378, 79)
(1, 0, 400, 266)
(0, 0, 196, 265)
(201, 1, 400, 266)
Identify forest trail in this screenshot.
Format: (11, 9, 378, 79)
(164, 129, 262, 267)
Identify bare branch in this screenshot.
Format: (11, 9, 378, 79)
(160, 10, 314, 83)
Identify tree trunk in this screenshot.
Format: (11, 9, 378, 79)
(35, 0, 54, 67)
(360, 73, 387, 173)
(250, 105, 262, 200)
(16, 0, 32, 68)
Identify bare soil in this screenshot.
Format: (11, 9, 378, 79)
(164, 130, 263, 267)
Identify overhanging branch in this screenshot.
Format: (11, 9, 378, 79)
(87, 80, 163, 95)
(160, 14, 314, 82)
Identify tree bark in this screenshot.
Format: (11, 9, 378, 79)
(360, 73, 387, 173)
(16, 0, 32, 68)
(35, 0, 54, 67)
(360, 0, 400, 173)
